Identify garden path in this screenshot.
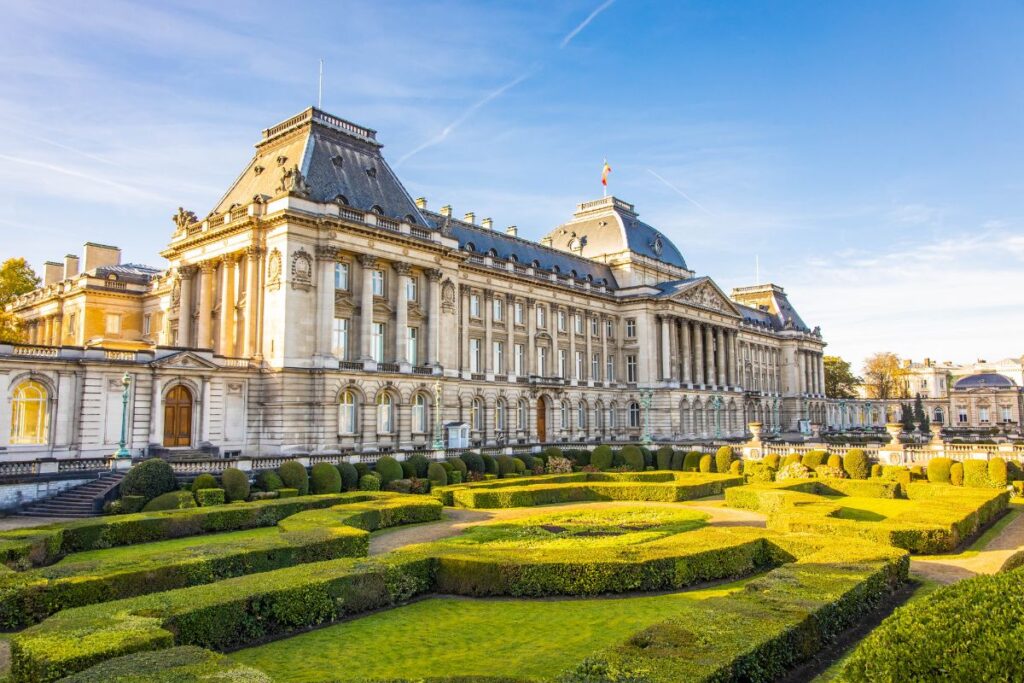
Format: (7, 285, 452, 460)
(911, 509, 1024, 584)
(0, 516, 74, 530)
(368, 498, 765, 556)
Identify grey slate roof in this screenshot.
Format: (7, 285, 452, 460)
(95, 263, 161, 284)
(954, 373, 1017, 389)
(622, 218, 688, 270)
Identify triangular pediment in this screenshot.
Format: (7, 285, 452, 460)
(670, 278, 742, 317)
(150, 351, 220, 370)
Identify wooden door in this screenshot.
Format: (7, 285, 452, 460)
(536, 398, 547, 443)
(163, 385, 193, 447)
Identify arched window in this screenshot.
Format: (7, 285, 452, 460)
(608, 402, 617, 429)
(377, 393, 393, 433)
(339, 390, 357, 435)
(560, 400, 569, 430)
(413, 394, 428, 433)
(595, 401, 604, 430)
(933, 408, 944, 424)
(577, 401, 587, 431)
(517, 399, 528, 431)
(10, 380, 48, 445)
(471, 397, 484, 431)
(495, 398, 507, 432)
(628, 401, 641, 428)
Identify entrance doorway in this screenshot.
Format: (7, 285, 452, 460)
(537, 396, 548, 443)
(163, 385, 193, 447)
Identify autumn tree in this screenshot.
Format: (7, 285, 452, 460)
(861, 352, 909, 400)
(0, 258, 40, 343)
(823, 355, 860, 398)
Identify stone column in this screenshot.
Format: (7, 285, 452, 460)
(506, 297, 515, 377)
(526, 298, 537, 377)
(705, 324, 716, 388)
(584, 312, 593, 384)
(358, 254, 377, 361)
(219, 254, 237, 357)
(178, 265, 195, 347)
(600, 314, 609, 383)
(196, 261, 214, 349)
(818, 354, 826, 396)
(681, 319, 692, 384)
(716, 327, 726, 387)
(568, 307, 578, 383)
(426, 269, 441, 367)
(727, 330, 738, 387)
(693, 322, 704, 385)
(483, 290, 494, 375)
(315, 247, 336, 359)
(394, 262, 411, 368)
(660, 315, 671, 381)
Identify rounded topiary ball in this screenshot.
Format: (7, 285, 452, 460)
(461, 451, 485, 474)
(699, 454, 713, 473)
(715, 446, 734, 474)
(670, 450, 685, 471)
(621, 445, 644, 472)
(427, 462, 448, 487)
(358, 474, 381, 491)
(256, 470, 283, 492)
(730, 460, 742, 475)
(764, 454, 781, 469)
(511, 457, 527, 475)
(482, 454, 499, 475)
(843, 448, 870, 479)
(221, 467, 250, 502)
(656, 446, 673, 470)
(374, 456, 403, 486)
(310, 462, 342, 494)
(683, 451, 702, 472)
(121, 458, 178, 502)
(190, 473, 218, 493)
(447, 456, 469, 479)
(406, 453, 430, 478)
(590, 445, 613, 470)
(278, 461, 309, 495)
(337, 462, 359, 491)
(827, 454, 843, 469)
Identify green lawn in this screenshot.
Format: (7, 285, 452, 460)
(231, 577, 753, 682)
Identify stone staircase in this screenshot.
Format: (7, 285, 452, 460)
(18, 473, 125, 518)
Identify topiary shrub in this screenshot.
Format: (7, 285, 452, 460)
(566, 449, 590, 467)
(195, 488, 225, 507)
(482, 454, 499, 475)
(255, 470, 283, 492)
(927, 457, 953, 484)
(591, 445, 613, 471)
(337, 462, 358, 491)
(1007, 460, 1023, 484)
(121, 458, 177, 502)
(119, 496, 145, 514)
(461, 452, 485, 474)
(440, 461, 454, 473)
(406, 453, 430, 478)
(512, 458, 527, 475)
(354, 462, 370, 479)
(277, 488, 298, 499)
(827, 454, 843, 469)
(447, 457, 469, 480)
(729, 460, 742, 475)
(989, 457, 1008, 487)
(448, 470, 463, 485)
(871, 463, 883, 478)
(843, 448, 870, 479)
(220, 467, 250, 502)
(142, 491, 197, 512)
(427, 462, 448, 487)
(670, 450, 686, 471)
(964, 460, 990, 488)
(611, 450, 624, 468)
(715, 446, 733, 474)
(683, 451, 702, 472)
(621, 446, 644, 472)
(310, 462, 342, 494)
(783, 453, 802, 467)
(358, 474, 381, 491)
(190, 473, 218, 493)
(951, 461, 964, 486)
(374, 456, 403, 486)
(543, 446, 563, 463)
(801, 449, 827, 470)
(764, 454, 781, 469)
(699, 454, 713, 473)
(401, 461, 416, 479)
(639, 447, 654, 468)
(656, 446, 673, 470)
(278, 461, 309, 495)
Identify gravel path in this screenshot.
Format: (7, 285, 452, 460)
(369, 499, 765, 556)
(912, 510, 1024, 584)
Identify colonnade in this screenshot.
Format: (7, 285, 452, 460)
(25, 315, 63, 346)
(176, 248, 262, 357)
(798, 349, 826, 397)
(657, 315, 739, 388)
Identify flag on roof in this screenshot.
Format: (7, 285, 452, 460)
(601, 160, 612, 187)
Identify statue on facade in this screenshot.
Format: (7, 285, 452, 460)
(172, 207, 197, 231)
(277, 164, 310, 197)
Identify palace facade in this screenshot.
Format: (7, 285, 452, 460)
(2, 108, 828, 461)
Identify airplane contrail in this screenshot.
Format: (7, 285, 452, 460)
(561, 0, 616, 48)
(646, 168, 716, 217)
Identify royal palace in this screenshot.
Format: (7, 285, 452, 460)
(2, 108, 829, 463)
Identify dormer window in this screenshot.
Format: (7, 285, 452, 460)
(334, 194, 349, 206)
(404, 214, 417, 225)
(371, 205, 384, 215)
(531, 259, 540, 268)
(365, 167, 377, 178)
(487, 249, 498, 258)
(332, 155, 344, 167)
(465, 242, 476, 252)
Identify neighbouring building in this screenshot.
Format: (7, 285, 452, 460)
(2, 107, 829, 463)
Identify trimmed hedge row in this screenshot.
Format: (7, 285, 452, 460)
(0, 493, 442, 629)
(60, 646, 272, 683)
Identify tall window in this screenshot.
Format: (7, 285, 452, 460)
(142, 314, 151, 337)
(591, 353, 600, 380)
(606, 355, 615, 382)
(574, 314, 583, 335)
(514, 302, 524, 325)
(10, 380, 48, 445)
(590, 316, 598, 336)
(471, 397, 483, 431)
(536, 305, 546, 329)
(628, 401, 641, 428)
(558, 349, 568, 378)
(606, 319, 614, 339)
(406, 276, 418, 302)
(608, 403, 617, 429)
(493, 297, 504, 322)
(470, 293, 481, 318)
(407, 327, 418, 365)
(958, 406, 968, 424)
(557, 310, 567, 332)
(933, 408, 944, 424)
(1002, 406, 1012, 422)
(495, 399, 507, 432)
(493, 341, 504, 374)
(626, 354, 638, 383)
(371, 269, 385, 297)
(979, 407, 990, 423)
(377, 393, 394, 433)
(470, 339, 481, 373)
(625, 319, 636, 338)
(577, 402, 587, 430)
(332, 318, 349, 359)
(538, 347, 548, 376)
(105, 313, 121, 335)
(595, 402, 604, 430)
(560, 401, 569, 430)
(515, 344, 525, 376)
(517, 399, 528, 431)
(371, 322, 385, 362)
(335, 263, 349, 290)
(575, 351, 584, 379)
(413, 394, 427, 433)
(339, 391, 357, 434)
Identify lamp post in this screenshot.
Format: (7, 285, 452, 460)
(640, 390, 653, 445)
(114, 371, 132, 459)
(431, 379, 444, 450)
(710, 394, 724, 439)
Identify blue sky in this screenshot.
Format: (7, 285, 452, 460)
(1, 0, 1022, 370)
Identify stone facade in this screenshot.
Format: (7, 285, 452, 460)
(3, 107, 827, 462)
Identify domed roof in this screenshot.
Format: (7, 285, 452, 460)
(953, 373, 1016, 390)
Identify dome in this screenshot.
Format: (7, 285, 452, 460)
(953, 373, 1016, 390)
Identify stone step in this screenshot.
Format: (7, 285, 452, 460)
(18, 474, 124, 518)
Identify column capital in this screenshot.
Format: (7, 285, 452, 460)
(393, 261, 413, 276)
(220, 252, 240, 266)
(315, 244, 339, 260)
(246, 245, 265, 258)
(357, 253, 378, 268)
(459, 283, 473, 296)
(484, 289, 493, 302)
(425, 268, 443, 282)
(178, 264, 198, 279)
(525, 297, 536, 307)
(199, 260, 216, 275)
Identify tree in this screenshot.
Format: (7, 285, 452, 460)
(823, 355, 860, 398)
(914, 394, 929, 432)
(0, 258, 39, 343)
(861, 352, 908, 400)
(901, 402, 916, 431)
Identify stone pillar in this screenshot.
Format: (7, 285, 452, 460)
(242, 250, 259, 357)
(507, 297, 516, 378)
(693, 322, 704, 385)
(42, 317, 52, 346)
(196, 261, 214, 349)
(681, 319, 692, 384)
(178, 265, 195, 348)
(600, 313, 609, 383)
(394, 262, 411, 368)
(660, 315, 671, 381)
(426, 269, 441, 367)
(358, 254, 377, 362)
(728, 331, 738, 387)
(219, 254, 237, 356)
(315, 247, 336, 359)
(483, 290, 494, 375)
(526, 298, 537, 377)
(818, 354, 826, 396)
(584, 311, 593, 383)
(716, 327, 726, 387)
(704, 324, 716, 387)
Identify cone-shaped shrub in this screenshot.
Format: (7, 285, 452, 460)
(715, 446, 733, 474)
(683, 451, 702, 472)
(670, 451, 686, 471)
(989, 457, 1008, 487)
(656, 446, 673, 470)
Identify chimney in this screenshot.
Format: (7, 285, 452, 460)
(63, 254, 79, 280)
(440, 205, 452, 218)
(463, 211, 475, 224)
(414, 197, 427, 209)
(83, 242, 121, 271)
(540, 236, 553, 247)
(505, 225, 518, 236)
(481, 217, 493, 230)
(924, 357, 931, 367)
(43, 261, 63, 286)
